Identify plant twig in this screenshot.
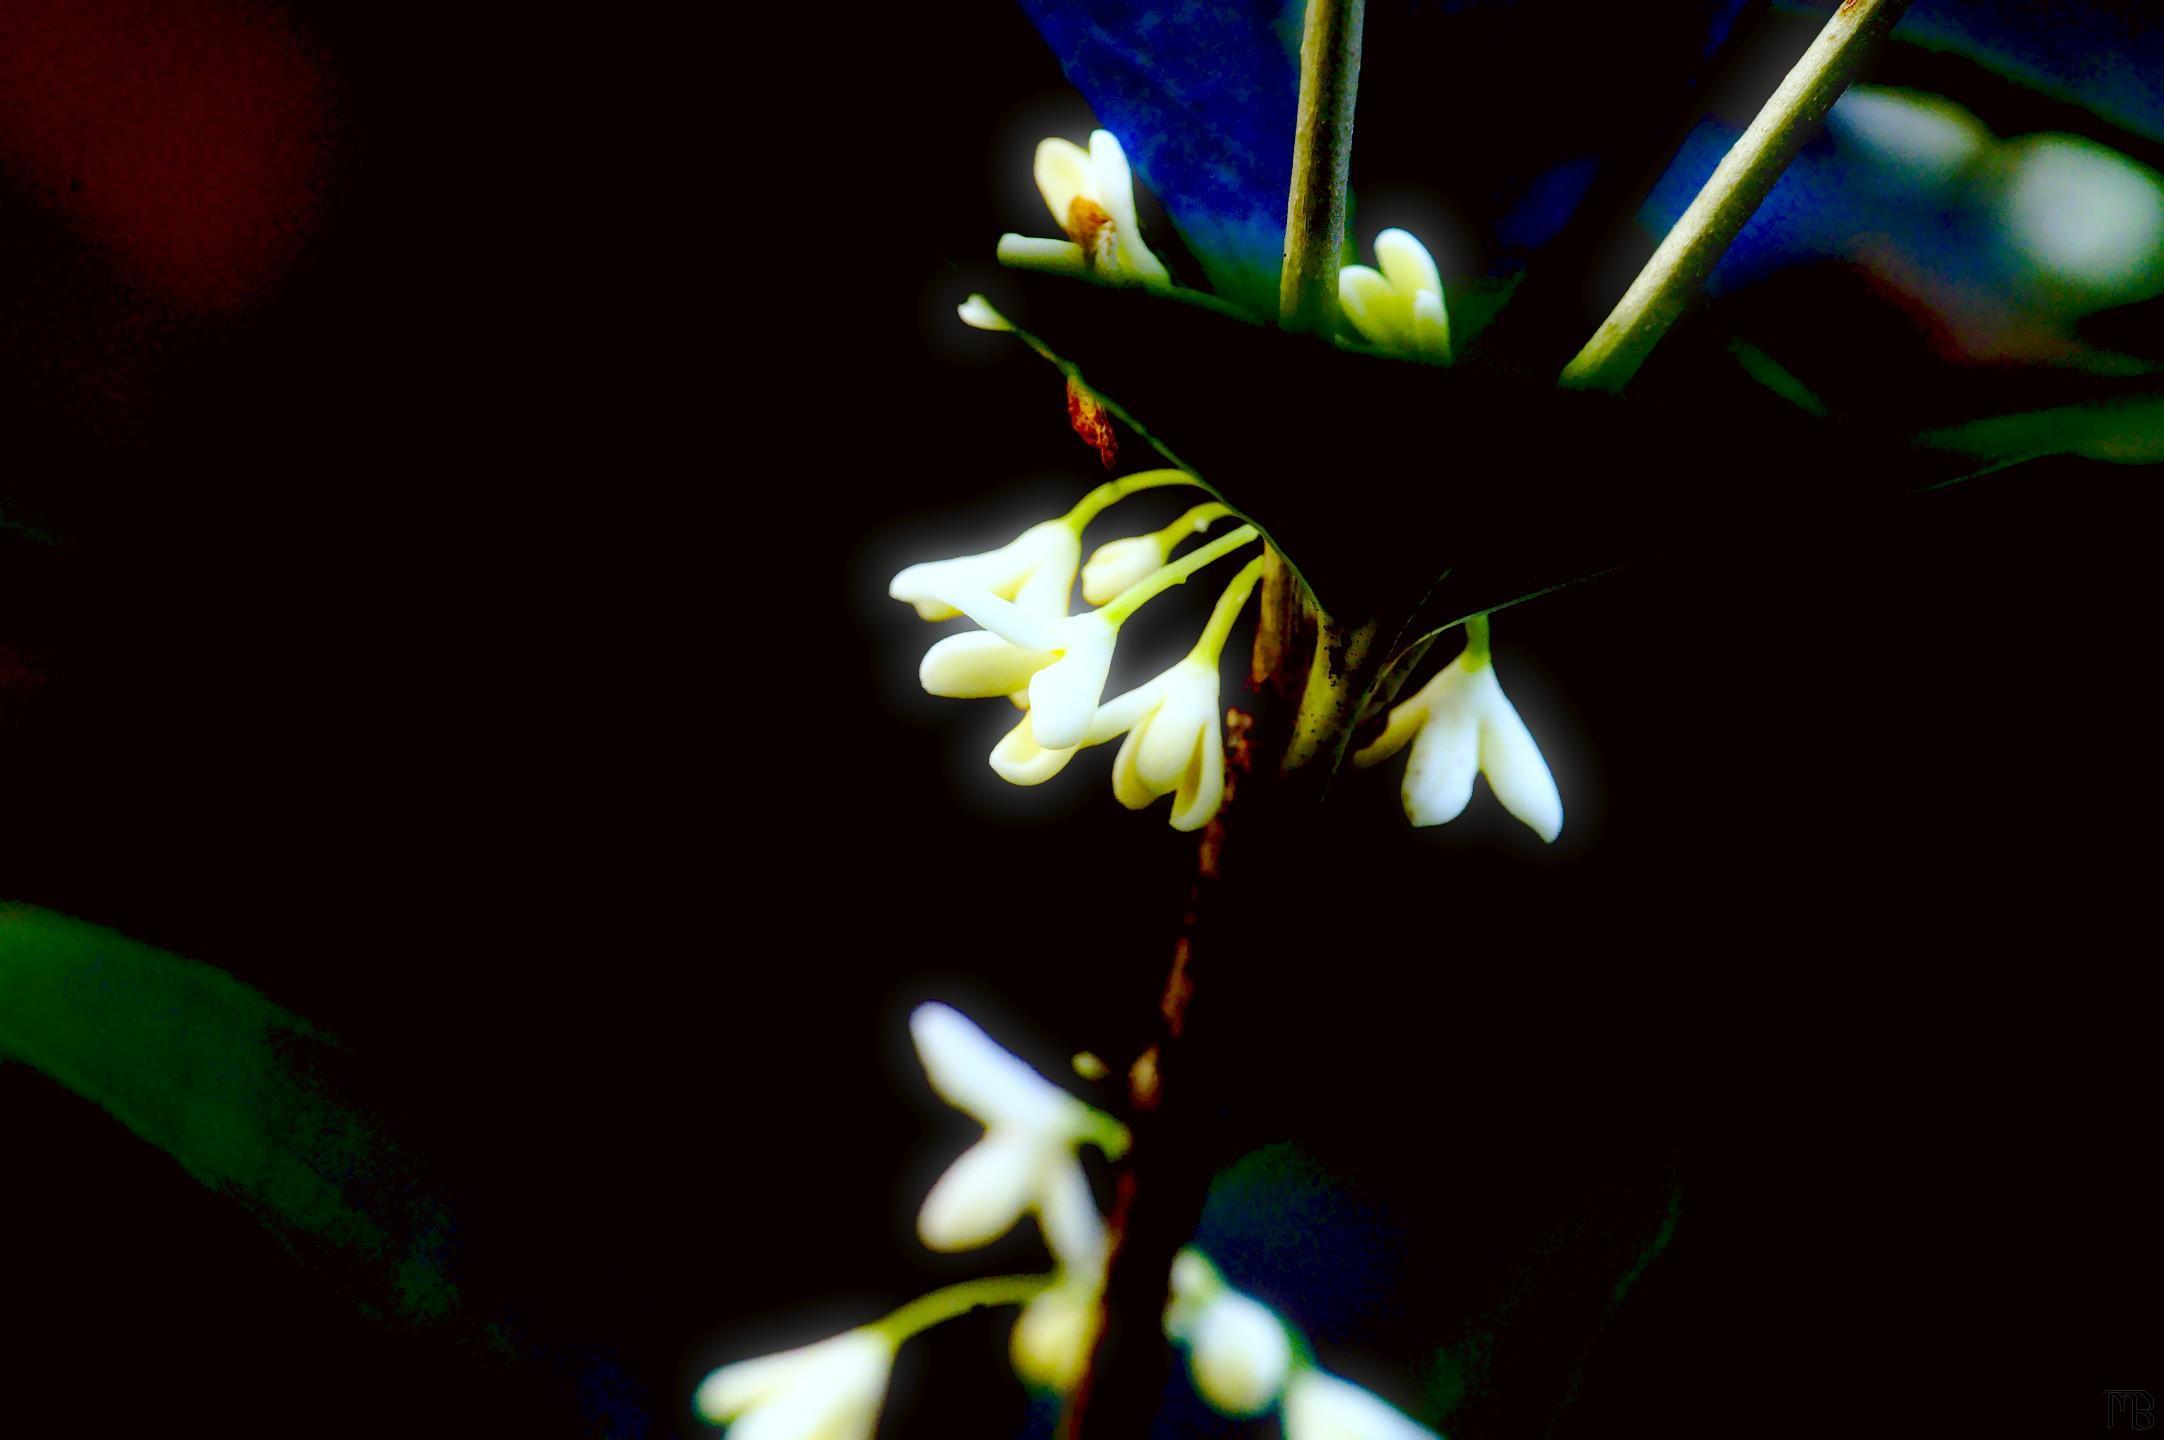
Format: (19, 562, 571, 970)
(1559, 0, 1913, 393)
(1280, 0, 1366, 334)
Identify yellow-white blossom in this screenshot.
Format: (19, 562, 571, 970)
(997, 130, 1171, 285)
(1282, 1369, 1441, 1440)
(910, 1003, 1127, 1271)
(1081, 502, 1233, 606)
(695, 1328, 894, 1440)
(916, 594, 1116, 749)
(987, 554, 1261, 832)
(1164, 1247, 1292, 1417)
(1354, 621, 1561, 842)
(1010, 1278, 1103, 1393)
(889, 519, 1079, 623)
(1338, 229, 1451, 363)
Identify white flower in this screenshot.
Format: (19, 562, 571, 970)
(889, 518, 1078, 623)
(1187, 1291, 1292, 1417)
(956, 293, 1012, 331)
(695, 1328, 894, 1440)
(1282, 1369, 1441, 1440)
(1081, 504, 1231, 606)
(1338, 229, 1451, 364)
(997, 130, 1171, 286)
(987, 654, 1227, 831)
(917, 605, 1115, 749)
(910, 1003, 1126, 1271)
(1353, 640, 1561, 842)
(1010, 1280, 1103, 1393)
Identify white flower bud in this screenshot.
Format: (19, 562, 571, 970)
(1081, 534, 1171, 606)
(1187, 1291, 1292, 1417)
(1011, 1285, 1102, 1393)
(695, 1328, 894, 1440)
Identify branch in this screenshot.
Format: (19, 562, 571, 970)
(1279, 0, 1366, 334)
(1559, 0, 1914, 393)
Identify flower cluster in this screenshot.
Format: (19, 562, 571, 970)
(891, 469, 1265, 832)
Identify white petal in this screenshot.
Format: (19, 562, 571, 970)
(1109, 715, 1160, 810)
(1373, 228, 1442, 300)
(1478, 694, 1563, 843)
(1081, 534, 1171, 607)
(990, 710, 1079, 786)
(1282, 1370, 1437, 1440)
(1010, 528, 1082, 618)
(1089, 129, 1169, 283)
(1168, 708, 1225, 832)
(909, 1002, 1075, 1131)
(1034, 1154, 1108, 1273)
(957, 294, 1013, 331)
(919, 630, 1054, 699)
(1012, 1285, 1102, 1393)
(918, 1132, 1043, 1251)
(890, 555, 987, 622)
(728, 1333, 893, 1440)
(1034, 137, 1099, 229)
(1084, 671, 1171, 746)
(1337, 265, 1408, 350)
(930, 582, 1071, 653)
(696, 1346, 810, 1421)
(1025, 618, 1116, 749)
(1411, 288, 1452, 365)
(997, 232, 1089, 274)
(1401, 703, 1481, 827)
(1135, 676, 1213, 794)
(1188, 1293, 1292, 1417)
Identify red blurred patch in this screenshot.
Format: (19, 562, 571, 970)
(0, 0, 329, 312)
(1066, 375, 1119, 469)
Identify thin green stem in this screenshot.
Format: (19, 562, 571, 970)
(1063, 469, 1199, 532)
(1559, 0, 1913, 392)
(873, 1274, 1054, 1344)
(1154, 501, 1234, 549)
(1099, 525, 1261, 625)
(1464, 611, 1492, 666)
(1279, 0, 1366, 334)
(1189, 555, 1269, 664)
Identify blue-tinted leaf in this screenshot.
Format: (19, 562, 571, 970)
(1015, 0, 1300, 316)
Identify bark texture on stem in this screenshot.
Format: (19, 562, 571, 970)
(1559, 0, 1913, 392)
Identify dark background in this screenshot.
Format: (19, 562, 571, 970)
(2, 3, 2157, 1437)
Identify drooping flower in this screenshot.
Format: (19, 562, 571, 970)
(1354, 618, 1561, 842)
(916, 597, 1116, 750)
(986, 553, 1261, 831)
(997, 130, 1171, 286)
(694, 1327, 895, 1440)
(1337, 228, 1452, 364)
(1281, 1369, 1441, 1440)
(1010, 1278, 1104, 1393)
(1163, 1246, 1293, 1417)
(909, 1003, 1127, 1272)
(1081, 502, 1233, 606)
(888, 519, 1079, 623)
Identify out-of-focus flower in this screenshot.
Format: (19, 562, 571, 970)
(910, 1003, 1127, 1271)
(1827, 86, 1993, 187)
(889, 519, 1079, 623)
(957, 293, 1012, 331)
(1282, 1369, 1440, 1440)
(1997, 134, 2164, 294)
(695, 1328, 894, 1439)
(1354, 621, 1561, 842)
(1163, 1246, 1293, 1416)
(1337, 229, 1451, 363)
(998, 130, 1171, 286)
(1081, 502, 1233, 606)
(1187, 1290, 1292, 1417)
(1010, 1278, 1103, 1392)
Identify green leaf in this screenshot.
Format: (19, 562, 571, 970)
(0, 903, 463, 1330)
